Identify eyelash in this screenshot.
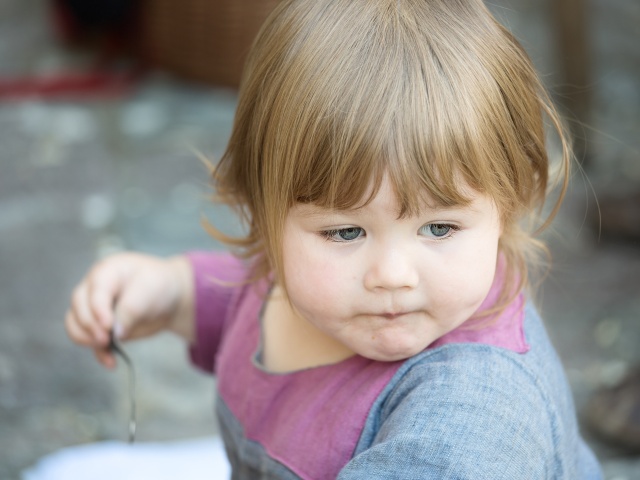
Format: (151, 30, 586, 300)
(319, 224, 460, 243)
(320, 227, 364, 242)
(419, 223, 460, 240)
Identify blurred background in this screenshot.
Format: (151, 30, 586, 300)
(0, 0, 639, 478)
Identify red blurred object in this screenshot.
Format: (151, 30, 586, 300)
(0, 0, 144, 101)
(0, 69, 144, 101)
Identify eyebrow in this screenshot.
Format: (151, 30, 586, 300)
(295, 201, 482, 219)
(423, 202, 481, 215)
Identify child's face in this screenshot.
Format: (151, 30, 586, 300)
(280, 175, 502, 362)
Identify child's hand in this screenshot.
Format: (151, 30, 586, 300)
(64, 252, 193, 368)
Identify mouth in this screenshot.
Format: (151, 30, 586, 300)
(377, 312, 411, 320)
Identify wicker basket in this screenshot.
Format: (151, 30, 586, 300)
(137, 0, 282, 88)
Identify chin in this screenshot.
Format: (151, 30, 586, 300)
(362, 343, 426, 362)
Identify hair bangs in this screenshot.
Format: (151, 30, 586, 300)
(280, 0, 481, 217)
(289, 0, 541, 221)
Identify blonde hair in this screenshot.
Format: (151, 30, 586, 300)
(208, 0, 571, 314)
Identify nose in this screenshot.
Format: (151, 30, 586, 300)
(363, 244, 419, 292)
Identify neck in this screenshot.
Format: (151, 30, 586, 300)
(261, 285, 355, 373)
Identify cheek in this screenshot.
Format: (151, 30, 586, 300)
(282, 245, 348, 310)
(464, 236, 500, 300)
(434, 235, 499, 307)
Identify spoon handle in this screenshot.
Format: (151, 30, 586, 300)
(109, 331, 137, 444)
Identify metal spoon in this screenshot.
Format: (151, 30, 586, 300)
(109, 330, 137, 443)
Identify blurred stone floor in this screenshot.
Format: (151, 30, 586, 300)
(0, 0, 639, 479)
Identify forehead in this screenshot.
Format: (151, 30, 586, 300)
(293, 174, 494, 219)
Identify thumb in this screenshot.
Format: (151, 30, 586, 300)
(112, 296, 137, 341)
(112, 316, 126, 340)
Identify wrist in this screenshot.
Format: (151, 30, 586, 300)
(166, 256, 195, 342)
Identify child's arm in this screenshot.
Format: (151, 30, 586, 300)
(64, 252, 194, 369)
(336, 346, 597, 479)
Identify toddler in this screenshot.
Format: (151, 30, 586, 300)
(66, 0, 603, 478)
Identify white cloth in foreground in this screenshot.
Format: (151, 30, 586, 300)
(22, 436, 231, 480)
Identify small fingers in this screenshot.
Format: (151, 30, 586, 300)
(64, 309, 95, 346)
(65, 254, 142, 370)
(65, 311, 116, 369)
(94, 347, 117, 370)
(70, 282, 109, 347)
(87, 260, 125, 331)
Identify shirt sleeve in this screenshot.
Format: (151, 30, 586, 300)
(185, 251, 248, 374)
(338, 348, 557, 480)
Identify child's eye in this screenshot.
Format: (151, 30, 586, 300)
(419, 223, 458, 239)
(321, 227, 364, 242)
